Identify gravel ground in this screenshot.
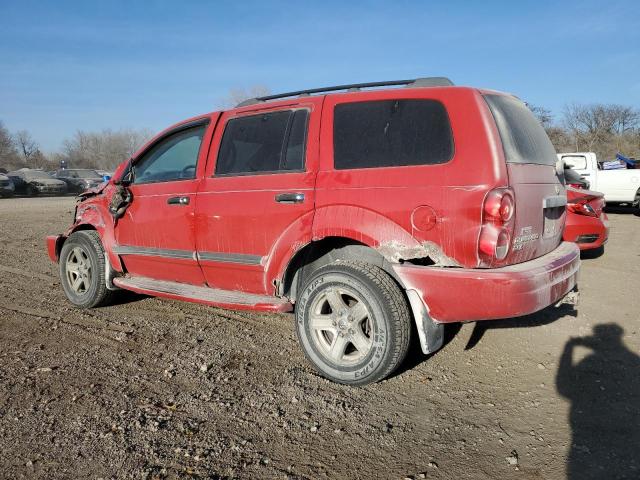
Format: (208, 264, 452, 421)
(0, 196, 638, 480)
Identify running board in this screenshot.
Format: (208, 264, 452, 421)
(113, 276, 293, 313)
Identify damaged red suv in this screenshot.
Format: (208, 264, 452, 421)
(47, 78, 580, 385)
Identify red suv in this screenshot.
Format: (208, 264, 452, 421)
(46, 78, 580, 385)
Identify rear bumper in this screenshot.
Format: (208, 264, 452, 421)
(393, 241, 580, 323)
(563, 213, 609, 251)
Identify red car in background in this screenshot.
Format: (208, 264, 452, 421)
(563, 187, 609, 252)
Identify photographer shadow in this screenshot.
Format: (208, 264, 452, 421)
(556, 324, 640, 479)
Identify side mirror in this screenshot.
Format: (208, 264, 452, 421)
(114, 159, 134, 186)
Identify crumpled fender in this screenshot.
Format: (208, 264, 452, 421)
(66, 184, 123, 272)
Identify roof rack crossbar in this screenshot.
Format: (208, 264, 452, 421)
(236, 77, 454, 107)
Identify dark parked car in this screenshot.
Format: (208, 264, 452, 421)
(7, 169, 67, 196)
(0, 173, 15, 197)
(54, 169, 105, 193)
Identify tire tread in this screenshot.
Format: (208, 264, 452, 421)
(60, 230, 114, 308)
(296, 260, 411, 385)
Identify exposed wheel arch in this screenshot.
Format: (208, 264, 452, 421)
(59, 230, 116, 308)
(281, 236, 446, 358)
(56, 223, 120, 290)
(280, 236, 403, 302)
(55, 224, 97, 259)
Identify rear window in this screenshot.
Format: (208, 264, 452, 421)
(333, 99, 453, 170)
(485, 94, 557, 166)
(561, 155, 587, 170)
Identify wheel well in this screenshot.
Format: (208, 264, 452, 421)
(72, 224, 97, 232)
(281, 236, 402, 302)
(57, 224, 97, 257)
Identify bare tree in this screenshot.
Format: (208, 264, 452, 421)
(609, 104, 640, 135)
(60, 128, 152, 170)
(528, 104, 554, 129)
(14, 130, 39, 166)
(218, 85, 271, 109)
(563, 103, 617, 152)
(0, 121, 21, 170)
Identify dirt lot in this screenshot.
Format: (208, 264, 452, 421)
(0, 196, 638, 480)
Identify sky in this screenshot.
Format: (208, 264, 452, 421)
(1, 0, 639, 152)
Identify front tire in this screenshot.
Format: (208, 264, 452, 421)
(59, 231, 114, 308)
(295, 261, 411, 386)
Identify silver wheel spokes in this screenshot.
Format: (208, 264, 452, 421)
(66, 247, 92, 294)
(309, 286, 373, 365)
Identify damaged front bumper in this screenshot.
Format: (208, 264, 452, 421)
(46, 234, 65, 262)
(394, 241, 580, 324)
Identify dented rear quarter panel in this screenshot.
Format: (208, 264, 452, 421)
(314, 87, 508, 268)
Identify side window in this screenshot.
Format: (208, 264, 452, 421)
(134, 125, 206, 184)
(215, 109, 309, 176)
(333, 99, 453, 169)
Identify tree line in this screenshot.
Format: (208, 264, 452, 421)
(0, 87, 268, 173)
(1, 97, 638, 173)
(530, 102, 639, 160)
(0, 121, 152, 172)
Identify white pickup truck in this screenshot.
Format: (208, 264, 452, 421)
(557, 152, 640, 208)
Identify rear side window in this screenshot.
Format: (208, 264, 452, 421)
(485, 94, 557, 166)
(333, 99, 453, 170)
(216, 109, 309, 176)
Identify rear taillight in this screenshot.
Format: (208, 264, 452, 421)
(479, 188, 515, 265)
(567, 200, 598, 217)
(568, 182, 584, 189)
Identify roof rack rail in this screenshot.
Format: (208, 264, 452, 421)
(235, 77, 454, 107)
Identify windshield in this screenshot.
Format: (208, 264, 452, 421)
(63, 169, 102, 179)
(22, 171, 52, 179)
(484, 94, 557, 166)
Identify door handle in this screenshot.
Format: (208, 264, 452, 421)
(167, 196, 190, 205)
(275, 192, 305, 204)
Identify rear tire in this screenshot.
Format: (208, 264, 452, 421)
(295, 261, 411, 386)
(59, 231, 114, 308)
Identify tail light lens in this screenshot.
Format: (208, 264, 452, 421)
(479, 188, 515, 265)
(499, 194, 514, 222)
(567, 200, 598, 217)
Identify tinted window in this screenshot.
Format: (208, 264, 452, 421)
(282, 110, 308, 171)
(57, 169, 101, 179)
(216, 109, 309, 176)
(485, 94, 557, 166)
(134, 125, 205, 184)
(333, 99, 453, 170)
